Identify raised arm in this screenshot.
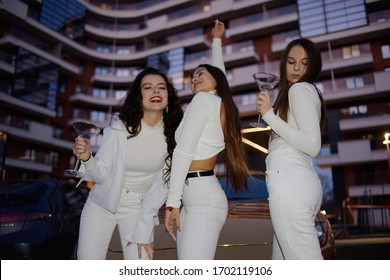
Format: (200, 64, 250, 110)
(211, 19, 226, 75)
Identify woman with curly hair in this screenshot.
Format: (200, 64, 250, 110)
(72, 67, 183, 260)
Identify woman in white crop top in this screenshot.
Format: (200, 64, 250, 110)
(71, 68, 183, 259)
(164, 20, 250, 260)
(256, 38, 327, 259)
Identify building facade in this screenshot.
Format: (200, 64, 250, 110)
(0, 0, 389, 222)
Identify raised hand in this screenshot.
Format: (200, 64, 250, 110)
(212, 19, 225, 39)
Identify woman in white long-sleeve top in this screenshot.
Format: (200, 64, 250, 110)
(164, 20, 250, 260)
(72, 68, 183, 260)
(256, 38, 327, 259)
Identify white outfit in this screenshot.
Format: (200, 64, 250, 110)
(76, 118, 168, 259)
(166, 92, 228, 260)
(165, 38, 227, 259)
(262, 82, 324, 260)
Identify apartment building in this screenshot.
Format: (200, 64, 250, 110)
(0, 0, 389, 222)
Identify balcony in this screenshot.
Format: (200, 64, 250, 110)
(184, 40, 259, 72)
(91, 72, 137, 85)
(70, 92, 121, 108)
(316, 139, 389, 167)
(88, 34, 210, 64)
(78, 0, 190, 20)
(272, 21, 390, 53)
(0, 50, 14, 74)
(0, 121, 71, 150)
(321, 52, 373, 76)
(0, 92, 55, 118)
(84, 22, 149, 44)
(321, 71, 390, 104)
(0, 35, 80, 75)
(340, 114, 390, 132)
(5, 157, 52, 173)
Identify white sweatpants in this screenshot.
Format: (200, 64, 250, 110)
(77, 189, 149, 260)
(177, 175, 228, 260)
(266, 149, 323, 260)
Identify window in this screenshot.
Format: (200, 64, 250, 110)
(115, 90, 126, 100)
(94, 88, 107, 98)
(381, 44, 390, 59)
(342, 45, 360, 59)
(90, 110, 105, 123)
(349, 105, 367, 116)
(95, 66, 108, 75)
(96, 45, 109, 53)
(117, 47, 130, 54)
(346, 76, 364, 89)
(116, 69, 130, 77)
(298, 0, 367, 36)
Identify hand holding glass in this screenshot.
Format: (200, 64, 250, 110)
(250, 72, 280, 128)
(66, 121, 100, 178)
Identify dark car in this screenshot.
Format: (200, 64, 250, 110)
(218, 170, 269, 201)
(0, 179, 89, 259)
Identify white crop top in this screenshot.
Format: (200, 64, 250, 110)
(165, 38, 226, 208)
(166, 92, 224, 207)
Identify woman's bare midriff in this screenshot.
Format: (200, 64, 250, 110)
(189, 156, 218, 172)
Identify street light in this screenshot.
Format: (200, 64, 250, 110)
(383, 132, 390, 170)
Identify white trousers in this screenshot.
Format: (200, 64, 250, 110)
(266, 149, 323, 260)
(77, 189, 149, 260)
(177, 175, 228, 260)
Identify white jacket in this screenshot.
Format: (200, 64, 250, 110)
(77, 119, 168, 243)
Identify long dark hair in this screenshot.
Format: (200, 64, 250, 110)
(197, 64, 250, 193)
(118, 67, 183, 184)
(274, 38, 327, 131)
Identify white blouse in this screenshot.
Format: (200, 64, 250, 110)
(262, 82, 322, 158)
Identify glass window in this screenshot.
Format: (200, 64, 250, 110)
(115, 90, 126, 100)
(351, 45, 360, 57)
(96, 45, 109, 53)
(381, 45, 390, 59)
(298, 0, 367, 36)
(346, 78, 355, 89)
(95, 66, 108, 75)
(92, 88, 107, 98)
(342, 46, 352, 59)
(355, 77, 364, 88)
(117, 47, 130, 54)
(116, 69, 129, 77)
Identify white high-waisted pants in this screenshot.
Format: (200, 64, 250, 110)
(77, 188, 149, 260)
(266, 149, 323, 260)
(177, 175, 228, 260)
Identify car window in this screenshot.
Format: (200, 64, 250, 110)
(0, 182, 47, 208)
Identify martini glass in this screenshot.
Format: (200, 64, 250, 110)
(66, 120, 101, 178)
(249, 72, 280, 128)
